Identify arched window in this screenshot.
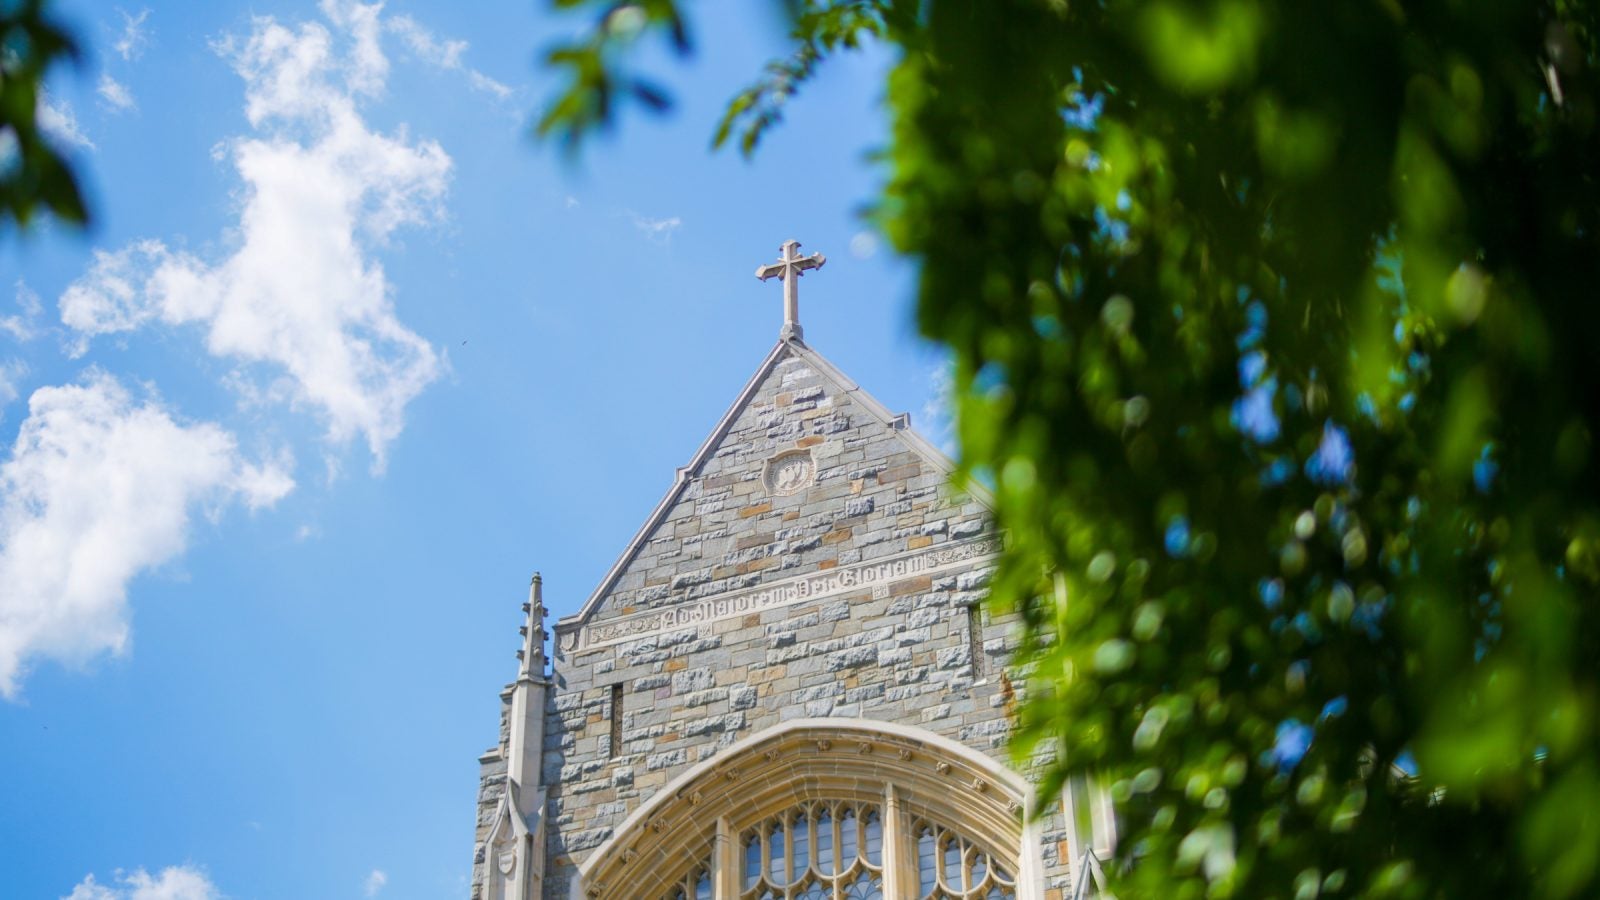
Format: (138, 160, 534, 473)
(913, 820, 1016, 899)
(586, 722, 1038, 900)
(654, 801, 1016, 900)
(665, 865, 714, 900)
(739, 801, 886, 899)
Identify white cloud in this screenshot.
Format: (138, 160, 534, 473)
(113, 8, 152, 62)
(849, 230, 879, 260)
(64, 865, 219, 900)
(98, 74, 137, 112)
(387, 14, 512, 100)
(0, 372, 293, 699)
(61, 3, 448, 468)
(317, 0, 388, 98)
(629, 212, 683, 244)
(60, 242, 168, 346)
(363, 869, 388, 896)
(0, 360, 25, 412)
(38, 93, 94, 152)
(920, 360, 956, 457)
(3, 280, 45, 342)
(388, 15, 464, 67)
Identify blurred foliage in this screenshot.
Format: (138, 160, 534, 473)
(541, 0, 1600, 896)
(0, 0, 86, 236)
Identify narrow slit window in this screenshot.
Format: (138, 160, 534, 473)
(967, 603, 985, 678)
(609, 683, 624, 758)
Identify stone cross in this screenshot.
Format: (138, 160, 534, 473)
(755, 239, 825, 341)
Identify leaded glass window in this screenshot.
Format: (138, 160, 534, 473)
(663, 864, 713, 900)
(654, 796, 1018, 900)
(740, 801, 885, 900)
(914, 821, 1016, 899)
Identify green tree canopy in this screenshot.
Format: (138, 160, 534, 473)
(0, 0, 87, 235)
(542, 1, 1600, 897)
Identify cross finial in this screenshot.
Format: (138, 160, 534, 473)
(755, 239, 825, 341)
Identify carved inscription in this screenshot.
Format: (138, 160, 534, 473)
(569, 536, 999, 652)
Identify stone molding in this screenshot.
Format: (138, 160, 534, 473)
(562, 535, 1000, 653)
(573, 718, 1043, 900)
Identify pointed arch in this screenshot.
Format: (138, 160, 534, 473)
(482, 782, 545, 900)
(574, 719, 1043, 900)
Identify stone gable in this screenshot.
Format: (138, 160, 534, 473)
(567, 341, 990, 634)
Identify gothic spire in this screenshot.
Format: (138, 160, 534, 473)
(517, 572, 547, 681)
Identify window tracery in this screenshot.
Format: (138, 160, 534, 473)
(914, 820, 1016, 899)
(655, 800, 1017, 900)
(664, 864, 713, 900)
(741, 802, 885, 900)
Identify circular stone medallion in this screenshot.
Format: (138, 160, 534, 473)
(764, 449, 816, 496)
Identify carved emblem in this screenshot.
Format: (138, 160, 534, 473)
(496, 845, 516, 876)
(970, 778, 989, 793)
(897, 747, 913, 761)
(764, 748, 782, 762)
(764, 449, 816, 496)
(856, 741, 873, 755)
(816, 739, 833, 752)
(934, 761, 952, 775)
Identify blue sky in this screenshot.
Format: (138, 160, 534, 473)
(0, 2, 945, 896)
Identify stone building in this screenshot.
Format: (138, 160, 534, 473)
(470, 243, 1116, 899)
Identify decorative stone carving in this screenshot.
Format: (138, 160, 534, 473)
(496, 845, 516, 876)
(897, 747, 914, 761)
(622, 848, 638, 864)
(935, 761, 952, 775)
(856, 741, 873, 754)
(764, 449, 816, 496)
(816, 739, 832, 752)
(568, 536, 1001, 652)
